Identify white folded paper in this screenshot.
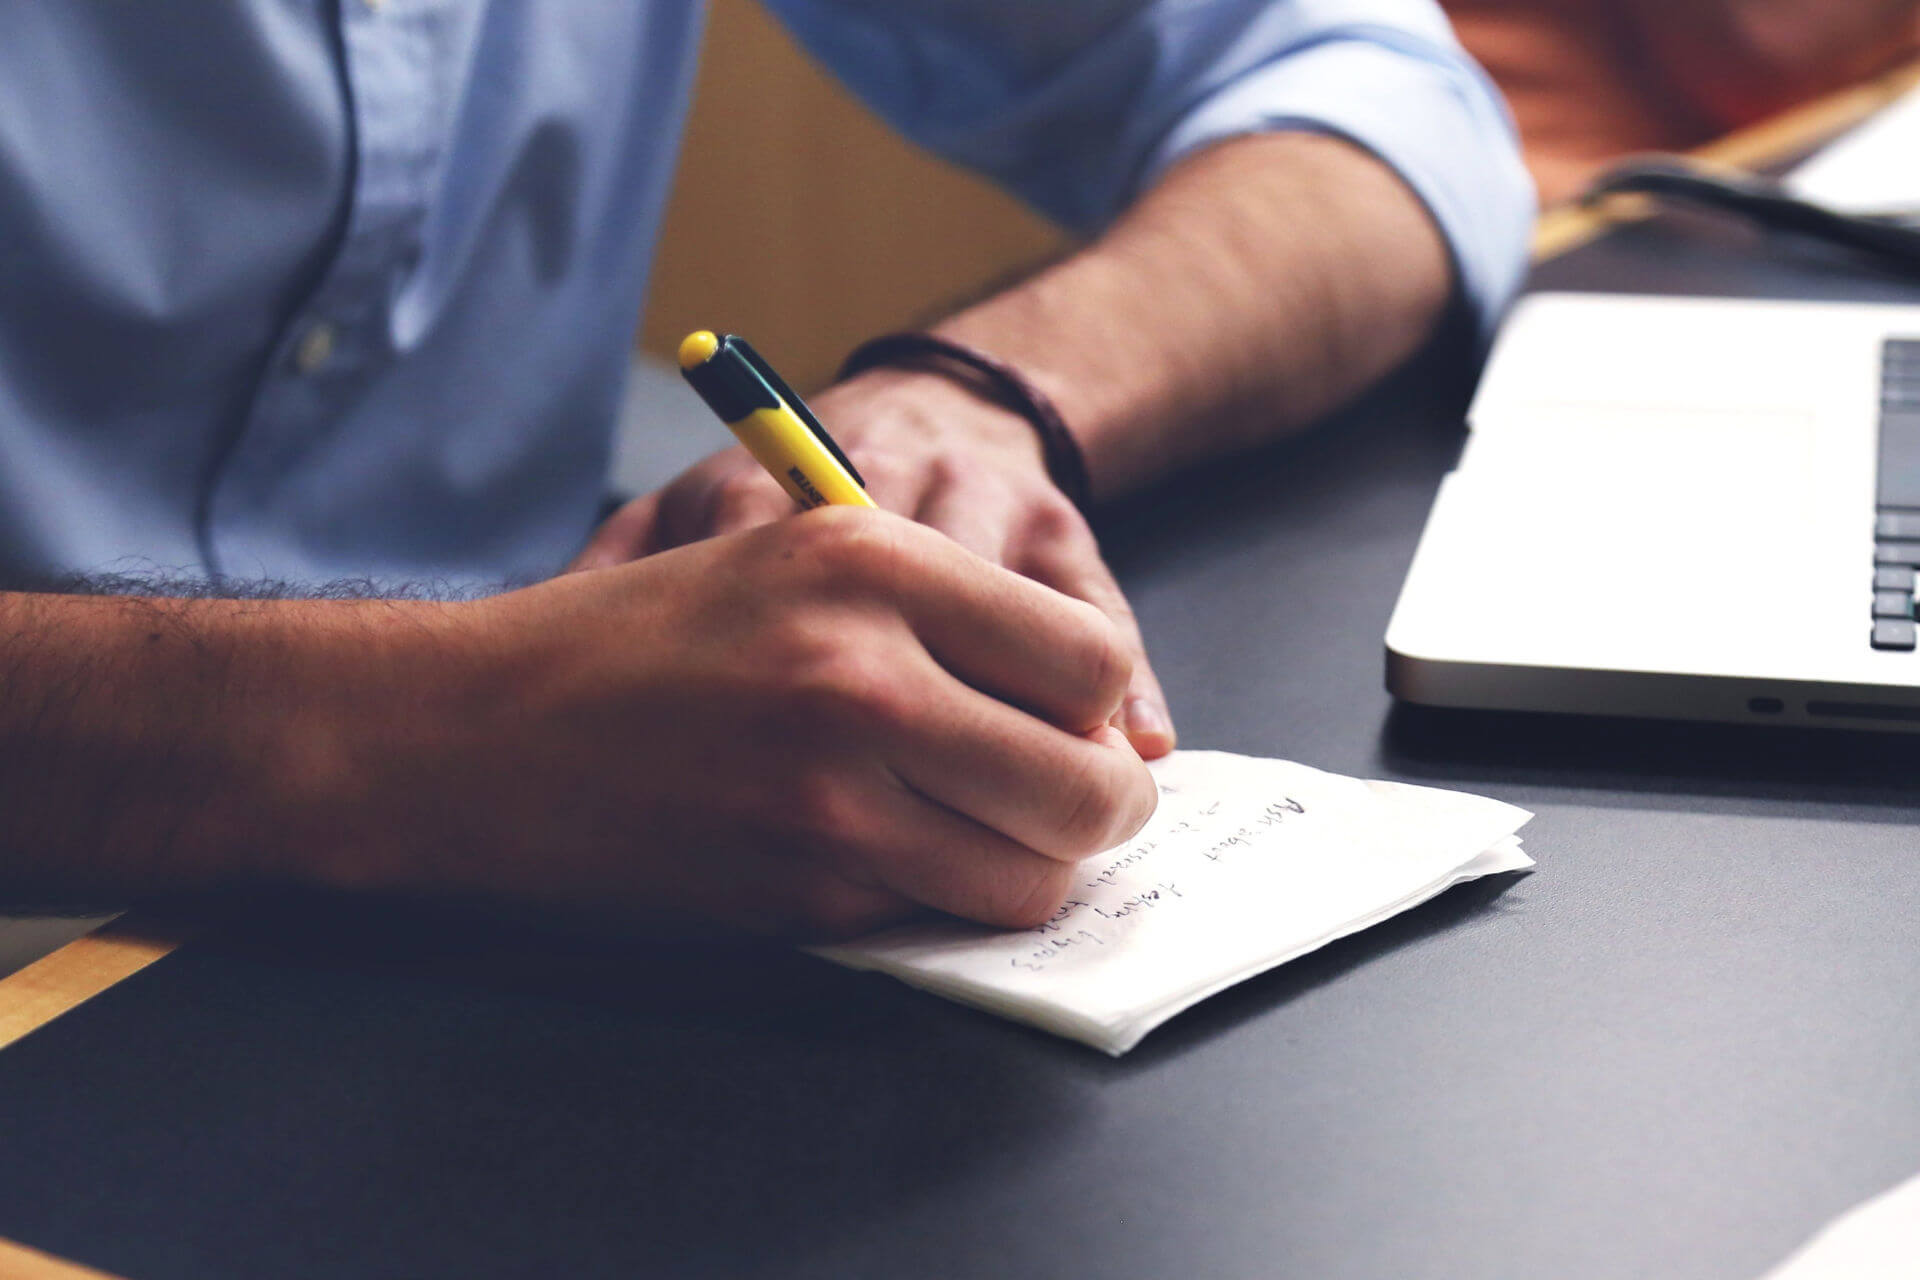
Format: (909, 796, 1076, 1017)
(812, 750, 1533, 1055)
(1759, 1169, 1920, 1279)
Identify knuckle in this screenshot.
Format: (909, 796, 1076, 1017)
(855, 449, 916, 495)
(992, 861, 1077, 930)
(924, 452, 967, 494)
(709, 471, 780, 524)
(758, 610, 844, 687)
(1071, 609, 1134, 717)
(778, 639, 916, 739)
(849, 664, 919, 735)
(783, 769, 864, 846)
(783, 507, 912, 594)
(1053, 754, 1134, 856)
(1023, 490, 1083, 544)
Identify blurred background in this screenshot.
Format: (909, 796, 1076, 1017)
(639, 0, 1068, 393)
(641, 0, 1920, 394)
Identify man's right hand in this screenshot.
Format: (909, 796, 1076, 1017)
(351, 507, 1158, 939)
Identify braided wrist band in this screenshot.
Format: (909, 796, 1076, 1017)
(838, 332, 1092, 512)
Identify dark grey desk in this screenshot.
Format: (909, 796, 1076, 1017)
(4, 217, 1920, 1280)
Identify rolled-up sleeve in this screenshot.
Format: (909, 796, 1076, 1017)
(763, 0, 1536, 340)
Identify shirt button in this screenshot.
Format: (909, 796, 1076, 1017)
(293, 323, 336, 375)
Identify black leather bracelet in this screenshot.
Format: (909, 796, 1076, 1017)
(838, 332, 1093, 512)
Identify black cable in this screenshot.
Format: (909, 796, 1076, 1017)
(1581, 156, 1920, 276)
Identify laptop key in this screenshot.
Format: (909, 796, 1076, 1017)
(1873, 619, 1918, 651)
(1874, 541, 1920, 565)
(1875, 591, 1915, 619)
(1876, 566, 1916, 592)
(1877, 511, 1920, 539)
(1878, 411, 1920, 508)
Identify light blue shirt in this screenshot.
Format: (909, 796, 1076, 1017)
(0, 1, 1531, 589)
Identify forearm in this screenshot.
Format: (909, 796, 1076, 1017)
(0, 590, 443, 903)
(933, 131, 1453, 499)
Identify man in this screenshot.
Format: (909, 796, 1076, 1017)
(0, 2, 1531, 937)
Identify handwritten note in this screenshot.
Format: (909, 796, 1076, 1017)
(812, 750, 1533, 1055)
(1756, 1168, 1920, 1279)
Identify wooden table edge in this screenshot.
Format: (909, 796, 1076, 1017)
(0, 1234, 131, 1280)
(0, 915, 191, 1053)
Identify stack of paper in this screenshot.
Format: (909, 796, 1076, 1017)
(813, 750, 1532, 1055)
(1759, 1170, 1920, 1279)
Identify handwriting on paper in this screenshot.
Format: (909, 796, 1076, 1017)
(1007, 792, 1308, 973)
(809, 750, 1536, 1056)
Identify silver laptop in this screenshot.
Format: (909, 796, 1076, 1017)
(1386, 291, 1920, 730)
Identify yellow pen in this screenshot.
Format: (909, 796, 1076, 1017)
(678, 331, 877, 509)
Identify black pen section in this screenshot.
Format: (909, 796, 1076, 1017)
(680, 342, 779, 425)
(731, 338, 866, 488)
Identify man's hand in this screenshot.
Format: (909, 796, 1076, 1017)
(0, 511, 1154, 937)
(572, 367, 1177, 760)
(388, 508, 1158, 938)
(577, 129, 1459, 777)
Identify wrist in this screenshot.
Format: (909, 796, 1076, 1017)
(837, 333, 1091, 508)
(254, 597, 482, 895)
(0, 591, 474, 900)
(824, 366, 1053, 477)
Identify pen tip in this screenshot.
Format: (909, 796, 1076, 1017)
(679, 330, 721, 371)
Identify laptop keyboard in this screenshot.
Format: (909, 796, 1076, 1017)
(1874, 339, 1920, 649)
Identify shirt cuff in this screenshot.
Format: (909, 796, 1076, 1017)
(1142, 36, 1537, 346)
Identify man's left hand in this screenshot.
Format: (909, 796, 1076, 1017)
(571, 366, 1176, 759)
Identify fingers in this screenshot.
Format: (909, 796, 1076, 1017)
(1023, 535, 1177, 760)
(651, 450, 797, 552)
(835, 769, 1099, 929)
(886, 676, 1158, 863)
(860, 521, 1133, 734)
(912, 472, 1013, 565)
(700, 466, 798, 540)
(567, 444, 790, 572)
(569, 493, 662, 572)
(720, 709, 1148, 936)
(910, 465, 1176, 758)
(839, 448, 924, 518)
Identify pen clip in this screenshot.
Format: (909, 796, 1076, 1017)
(730, 337, 867, 490)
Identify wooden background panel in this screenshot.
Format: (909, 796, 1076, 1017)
(639, 0, 1069, 391)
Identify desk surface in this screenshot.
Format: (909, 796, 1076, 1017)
(7, 219, 1920, 1280)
